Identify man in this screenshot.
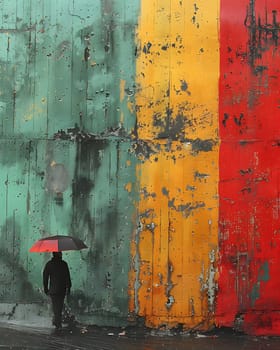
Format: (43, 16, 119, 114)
(43, 252, 71, 329)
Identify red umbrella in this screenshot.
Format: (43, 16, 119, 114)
(29, 235, 88, 252)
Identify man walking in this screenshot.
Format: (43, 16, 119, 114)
(43, 252, 71, 329)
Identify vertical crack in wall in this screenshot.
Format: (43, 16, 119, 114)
(199, 249, 217, 313)
(133, 214, 144, 314)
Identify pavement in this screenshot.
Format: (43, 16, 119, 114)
(1, 321, 280, 350)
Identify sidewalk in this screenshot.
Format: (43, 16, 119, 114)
(1, 321, 280, 350)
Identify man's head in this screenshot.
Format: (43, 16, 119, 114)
(52, 252, 62, 259)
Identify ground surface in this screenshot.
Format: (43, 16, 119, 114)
(0, 322, 280, 349)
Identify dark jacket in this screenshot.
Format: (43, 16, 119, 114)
(43, 256, 71, 296)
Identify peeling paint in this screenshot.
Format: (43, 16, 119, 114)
(245, 0, 280, 71)
(4, 0, 280, 337)
(130, 0, 219, 330)
(217, 0, 280, 336)
(250, 261, 270, 307)
(0, 0, 140, 328)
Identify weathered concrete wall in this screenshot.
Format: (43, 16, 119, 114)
(128, 0, 219, 330)
(0, 0, 140, 326)
(217, 0, 280, 336)
(0, 0, 280, 336)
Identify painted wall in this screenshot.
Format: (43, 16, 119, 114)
(217, 0, 280, 336)
(128, 0, 219, 330)
(0, 0, 140, 326)
(0, 0, 279, 335)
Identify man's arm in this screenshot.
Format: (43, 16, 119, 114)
(43, 263, 50, 295)
(65, 263, 72, 295)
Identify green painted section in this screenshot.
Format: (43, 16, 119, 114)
(250, 261, 270, 307)
(0, 0, 140, 325)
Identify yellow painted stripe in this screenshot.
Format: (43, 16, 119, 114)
(130, 0, 219, 329)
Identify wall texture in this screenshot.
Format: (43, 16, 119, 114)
(128, 0, 219, 331)
(217, 0, 280, 336)
(0, 0, 140, 326)
(0, 0, 279, 336)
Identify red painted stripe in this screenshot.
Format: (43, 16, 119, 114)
(218, 0, 280, 335)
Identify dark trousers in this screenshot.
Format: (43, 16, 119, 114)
(50, 295, 65, 328)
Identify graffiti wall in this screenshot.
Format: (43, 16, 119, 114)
(0, 0, 279, 335)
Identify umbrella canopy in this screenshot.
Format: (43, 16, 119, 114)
(29, 235, 88, 252)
